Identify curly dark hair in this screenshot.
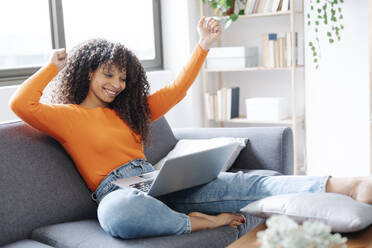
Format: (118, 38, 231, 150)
(45, 38, 152, 145)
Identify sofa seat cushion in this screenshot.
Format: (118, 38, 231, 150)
(227, 168, 281, 176)
(32, 217, 263, 248)
(2, 239, 54, 248)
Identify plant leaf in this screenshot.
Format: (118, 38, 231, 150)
(224, 19, 232, 29)
(230, 13, 238, 21)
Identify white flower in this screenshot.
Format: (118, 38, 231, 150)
(257, 215, 347, 248)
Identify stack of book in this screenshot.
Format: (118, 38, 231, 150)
(245, 0, 290, 15)
(262, 32, 298, 68)
(204, 87, 240, 121)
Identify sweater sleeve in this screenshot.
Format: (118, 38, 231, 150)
(8, 62, 73, 143)
(147, 44, 209, 122)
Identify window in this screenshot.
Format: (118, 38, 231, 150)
(0, 0, 162, 82)
(63, 0, 156, 60)
(0, 0, 52, 69)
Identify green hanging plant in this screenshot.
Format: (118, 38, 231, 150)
(201, 0, 247, 30)
(307, 0, 344, 69)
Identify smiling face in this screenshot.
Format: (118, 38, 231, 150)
(81, 63, 127, 108)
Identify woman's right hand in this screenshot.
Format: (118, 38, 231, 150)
(49, 48, 67, 71)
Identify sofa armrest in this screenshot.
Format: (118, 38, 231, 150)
(172, 127, 293, 175)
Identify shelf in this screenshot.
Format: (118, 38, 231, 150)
(204, 65, 304, 72)
(211, 116, 304, 125)
(210, 11, 304, 20)
(237, 11, 304, 19)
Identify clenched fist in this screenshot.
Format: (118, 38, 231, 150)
(49, 48, 67, 71)
(197, 16, 223, 51)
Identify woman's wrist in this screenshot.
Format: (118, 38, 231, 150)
(198, 39, 211, 51)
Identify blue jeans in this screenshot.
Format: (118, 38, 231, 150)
(92, 159, 329, 239)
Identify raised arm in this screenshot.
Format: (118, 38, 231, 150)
(148, 16, 222, 122)
(8, 49, 74, 143)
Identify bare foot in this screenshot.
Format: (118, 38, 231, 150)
(326, 176, 372, 204)
(352, 177, 372, 204)
(188, 211, 245, 230)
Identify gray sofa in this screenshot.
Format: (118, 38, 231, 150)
(0, 117, 293, 248)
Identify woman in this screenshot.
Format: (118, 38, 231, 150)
(9, 16, 372, 240)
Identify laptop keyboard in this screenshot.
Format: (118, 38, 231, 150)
(129, 180, 154, 192)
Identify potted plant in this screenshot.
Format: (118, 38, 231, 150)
(201, 0, 247, 30)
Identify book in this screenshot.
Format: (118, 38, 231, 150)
(253, 0, 261, 13)
(277, 0, 284, 11)
(274, 39, 280, 68)
(268, 33, 277, 68)
(285, 31, 298, 66)
(204, 93, 216, 120)
(271, 0, 281, 12)
(258, 0, 267, 13)
(263, 34, 269, 67)
(263, 0, 274, 13)
(278, 37, 285, 67)
(230, 87, 240, 119)
(214, 87, 240, 120)
(248, 0, 257, 14)
(226, 88, 232, 119)
(221, 88, 227, 120)
(217, 90, 222, 121)
(213, 95, 217, 120)
(281, 0, 289, 11)
(245, 0, 252, 14)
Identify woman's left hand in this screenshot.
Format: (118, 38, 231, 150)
(197, 16, 223, 51)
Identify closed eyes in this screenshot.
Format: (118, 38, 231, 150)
(104, 73, 126, 82)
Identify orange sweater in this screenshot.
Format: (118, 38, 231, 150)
(9, 44, 209, 191)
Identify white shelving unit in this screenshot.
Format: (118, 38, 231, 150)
(200, 0, 305, 174)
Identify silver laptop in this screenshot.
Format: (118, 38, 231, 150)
(112, 143, 239, 197)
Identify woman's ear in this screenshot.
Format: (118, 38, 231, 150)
(88, 72, 93, 80)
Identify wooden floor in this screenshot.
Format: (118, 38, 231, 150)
(227, 224, 372, 248)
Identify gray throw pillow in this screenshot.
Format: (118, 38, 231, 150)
(240, 192, 372, 233)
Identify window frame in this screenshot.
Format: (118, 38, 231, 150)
(0, 0, 163, 85)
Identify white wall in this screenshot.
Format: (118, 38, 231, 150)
(159, 0, 204, 128)
(305, 1, 371, 176)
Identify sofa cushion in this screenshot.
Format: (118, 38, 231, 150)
(227, 168, 281, 176)
(153, 137, 248, 172)
(0, 121, 97, 246)
(172, 127, 294, 175)
(144, 117, 178, 165)
(31, 219, 236, 248)
(2, 239, 54, 248)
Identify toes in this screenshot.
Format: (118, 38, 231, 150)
(230, 220, 242, 228)
(233, 213, 246, 223)
(239, 215, 246, 223)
